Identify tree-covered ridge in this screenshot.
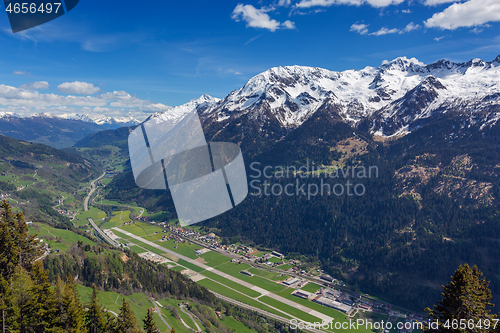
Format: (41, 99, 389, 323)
(44, 244, 216, 302)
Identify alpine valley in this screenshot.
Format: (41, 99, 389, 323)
(3, 55, 500, 319)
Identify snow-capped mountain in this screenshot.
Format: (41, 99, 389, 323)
(0, 112, 20, 119)
(23, 112, 140, 127)
(145, 94, 220, 124)
(197, 55, 500, 138)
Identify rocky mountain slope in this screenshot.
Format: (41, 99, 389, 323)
(191, 55, 500, 140)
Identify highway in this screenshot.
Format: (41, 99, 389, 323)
(88, 218, 119, 247)
(83, 171, 119, 247)
(83, 171, 106, 212)
(113, 227, 334, 326)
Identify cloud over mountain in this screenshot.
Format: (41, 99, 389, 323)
(57, 81, 101, 95)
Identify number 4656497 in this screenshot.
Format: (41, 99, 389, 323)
(6, 3, 62, 14)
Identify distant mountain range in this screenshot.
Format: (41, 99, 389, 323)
(3, 55, 500, 150)
(0, 112, 139, 148)
(126, 55, 500, 157)
(194, 55, 500, 139)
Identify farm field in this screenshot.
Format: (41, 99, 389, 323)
(152, 238, 199, 260)
(199, 270, 261, 298)
(28, 222, 97, 252)
(259, 296, 325, 325)
(100, 210, 132, 229)
(196, 279, 290, 320)
(216, 262, 287, 293)
(199, 250, 231, 266)
(120, 222, 163, 237)
(74, 207, 106, 227)
(301, 282, 322, 293)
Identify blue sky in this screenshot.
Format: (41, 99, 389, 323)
(0, 0, 499, 119)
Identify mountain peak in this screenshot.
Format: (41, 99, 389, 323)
(381, 57, 425, 71)
(0, 112, 20, 119)
(419, 76, 447, 91)
(146, 94, 220, 124)
(193, 94, 220, 105)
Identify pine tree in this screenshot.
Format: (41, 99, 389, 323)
(0, 200, 41, 280)
(0, 276, 13, 333)
(115, 297, 140, 333)
(84, 285, 105, 333)
(143, 309, 159, 333)
(425, 264, 497, 333)
(103, 311, 117, 333)
(54, 275, 84, 333)
(26, 261, 57, 333)
(7, 266, 33, 332)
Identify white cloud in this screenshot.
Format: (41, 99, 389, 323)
(0, 84, 105, 108)
(425, 0, 500, 30)
(401, 9, 412, 13)
(19, 81, 50, 90)
(470, 24, 490, 33)
(403, 22, 420, 32)
(13, 70, 30, 75)
(296, 0, 405, 9)
(0, 83, 171, 120)
(351, 21, 419, 36)
(350, 23, 370, 34)
(434, 36, 446, 41)
(370, 27, 400, 35)
(424, 0, 461, 5)
(101, 91, 149, 108)
(57, 81, 101, 95)
(98, 91, 172, 112)
(282, 20, 297, 29)
(232, 4, 295, 31)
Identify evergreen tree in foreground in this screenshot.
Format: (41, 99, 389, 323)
(84, 285, 105, 333)
(425, 263, 497, 333)
(116, 297, 140, 333)
(54, 275, 85, 333)
(0, 200, 41, 280)
(142, 309, 159, 333)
